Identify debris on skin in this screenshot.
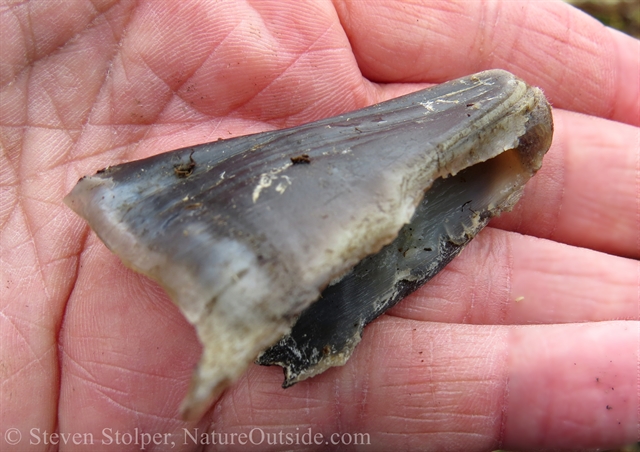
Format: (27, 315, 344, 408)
(290, 154, 311, 164)
(174, 151, 196, 178)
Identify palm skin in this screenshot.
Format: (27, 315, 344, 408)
(1, 1, 638, 451)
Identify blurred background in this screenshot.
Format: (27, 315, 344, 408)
(566, 0, 639, 38)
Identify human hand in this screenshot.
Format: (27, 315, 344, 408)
(1, 1, 638, 451)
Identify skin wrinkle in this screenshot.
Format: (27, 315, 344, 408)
(464, 265, 477, 325)
(523, 253, 634, 285)
(330, 2, 386, 80)
(499, 2, 527, 77)
(547, 118, 566, 243)
(1, 332, 56, 406)
(15, 202, 51, 316)
(171, 26, 256, 118)
(504, 228, 514, 323)
(402, 2, 465, 44)
(185, 118, 227, 144)
(32, 138, 77, 182)
(97, 0, 121, 45)
(472, 0, 490, 68)
(496, 326, 512, 449)
(39, 79, 75, 136)
(18, 63, 30, 175)
(0, 152, 18, 222)
(0, 197, 17, 232)
(80, 358, 184, 383)
(535, 6, 573, 92)
(358, 331, 372, 424)
(570, 23, 611, 61)
(497, 13, 567, 94)
(507, 25, 570, 69)
(61, 351, 185, 423)
(245, 375, 257, 426)
(140, 7, 336, 128)
(1, 0, 29, 9)
(91, 386, 177, 422)
(61, 7, 137, 185)
(108, 61, 147, 126)
(0, 0, 120, 89)
(616, 27, 640, 122)
(558, 14, 614, 118)
(222, 389, 242, 426)
(227, 24, 335, 122)
(18, 212, 68, 251)
(170, 17, 245, 100)
(2, 345, 53, 383)
(72, 11, 129, 134)
(17, 177, 80, 444)
(604, 28, 620, 121)
(333, 360, 342, 435)
(59, 340, 111, 383)
(68, 125, 143, 167)
(67, 23, 141, 173)
(360, 328, 500, 444)
(1, 5, 29, 87)
(266, 59, 366, 128)
(1, 122, 85, 132)
(330, 0, 352, 63)
(22, 3, 36, 85)
(612, 28, 625, 124)
(55, 223, 107, 438)
(475, 234, 504, 322)
(131, 52, 198, 127)
(303, 378, 312, 418)
(553, 115, 638, 255)
(235, 2, 322, 119)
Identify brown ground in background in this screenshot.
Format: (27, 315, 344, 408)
(568, 0, 640, 38)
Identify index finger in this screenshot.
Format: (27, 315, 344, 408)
(333, 0, 640, 126)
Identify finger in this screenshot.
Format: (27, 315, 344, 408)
(501, 321, 637, 450)
(387, 227, 638, 325)
(210, 319, 637, 451)
(489, 109, 639, 259)
(333, 0, 640, 126)
(58, 239, 207, 449)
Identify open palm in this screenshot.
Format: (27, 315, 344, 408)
(1, 1, 638, 451)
